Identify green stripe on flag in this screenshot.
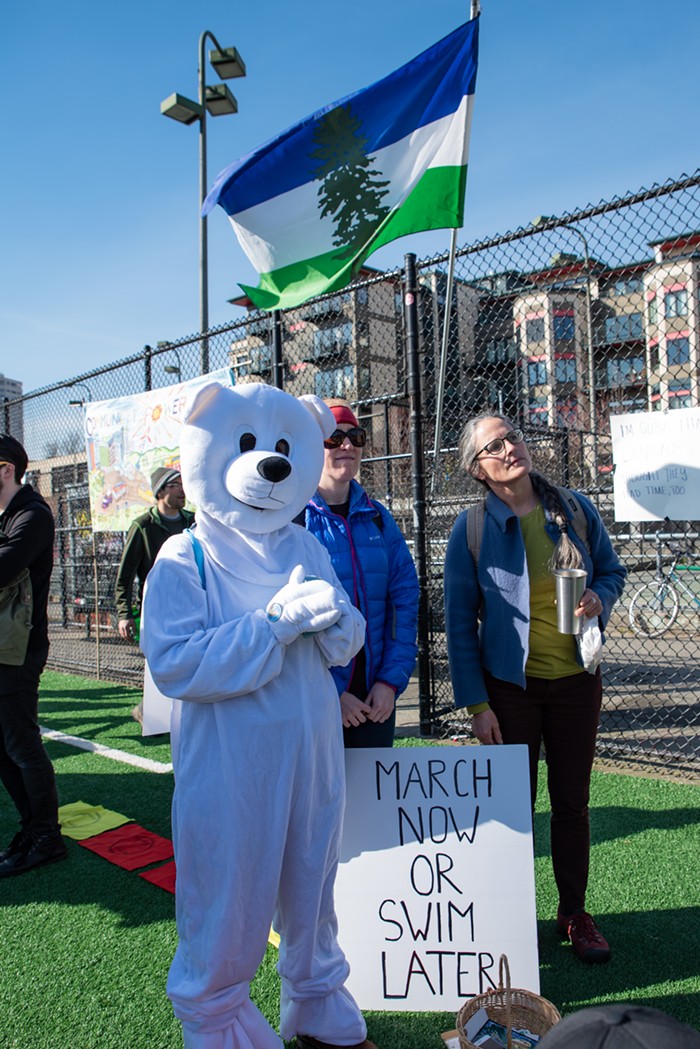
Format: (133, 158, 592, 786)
(241, 164, 468, 311)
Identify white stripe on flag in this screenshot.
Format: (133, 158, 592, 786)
(231, 95, 472, 274)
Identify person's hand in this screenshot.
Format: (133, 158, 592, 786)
(365, 682, 396, 723)
(339, 690, 373, 728)
(576, 588, 603, 618)
(118, 618, 135, 641)
(471, 708, 503, 745)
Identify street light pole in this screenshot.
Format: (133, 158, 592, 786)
(532, 216, 597, 478)
(161, 31, 245, 375)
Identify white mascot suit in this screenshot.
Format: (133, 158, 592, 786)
(141, 381, 373, 1049)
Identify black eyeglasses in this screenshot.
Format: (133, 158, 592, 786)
(473, 428, 524, 462)
(324, 427, 367, 449)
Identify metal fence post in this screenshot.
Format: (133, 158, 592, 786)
(144, 344, 153, 392)
(272, 310, 284, 390)
(403, 253, 432, 736)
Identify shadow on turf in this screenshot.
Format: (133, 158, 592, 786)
(531, 803, 699, 860)
(0, 760, 176, 929)
(39, 683, 172, 753)
(539, 906, 700, 1027)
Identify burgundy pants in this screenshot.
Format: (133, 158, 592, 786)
(484, 668, 602, 916)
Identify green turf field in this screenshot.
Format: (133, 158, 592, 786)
(0, 671, 697, 1048)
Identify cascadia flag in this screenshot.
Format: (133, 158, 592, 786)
(203, 18, 479, 311)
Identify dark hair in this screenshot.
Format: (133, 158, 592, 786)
(457, 413, 584, 572)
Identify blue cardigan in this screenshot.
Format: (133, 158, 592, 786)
(443, 489, 627, 709)
(303, 480, 419, 697)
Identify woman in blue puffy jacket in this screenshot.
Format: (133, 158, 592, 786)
(300, 400, 419, 747)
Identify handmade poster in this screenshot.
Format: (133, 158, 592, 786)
(80, 367, 235, 532)
(610, 407, 700, 522)
(334, 744, 538, 1013)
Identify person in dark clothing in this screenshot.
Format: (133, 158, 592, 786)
(115, 467, 194, 639)
(0, 433, 67, 877)
(115, 466, 194, 724)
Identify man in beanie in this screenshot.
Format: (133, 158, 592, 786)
(538, 1003, 700, 1048)
(115, 466, 194, 722)
(0, 434, 67, 877)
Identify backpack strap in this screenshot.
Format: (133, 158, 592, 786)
(556, 487, 589, 553)
(185, 527, 206, 588)
(465, 500, 485, 570)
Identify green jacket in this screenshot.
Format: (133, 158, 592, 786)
(115, 506, 195, 621)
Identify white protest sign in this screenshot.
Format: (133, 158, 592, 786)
(335, 745, 539, 1012)
(142, 662, 174, 737)
(610, 407, 700, 522)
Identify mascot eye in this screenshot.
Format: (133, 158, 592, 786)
(275, 439, 290, 456)
(240, 433, 256, 453)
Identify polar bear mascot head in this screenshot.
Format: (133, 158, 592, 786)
(180, 381, 335, 535)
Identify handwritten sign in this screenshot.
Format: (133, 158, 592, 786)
(610, 407, 700, 522)
(335, 745, 539, 1012)
(80, 368, 234, 532)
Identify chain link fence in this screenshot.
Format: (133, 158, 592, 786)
(6, 171, 700, 778)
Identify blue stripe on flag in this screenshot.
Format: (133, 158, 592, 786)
(203, 18, 479, 218)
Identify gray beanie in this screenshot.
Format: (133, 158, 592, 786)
(150, 467, 181, 497)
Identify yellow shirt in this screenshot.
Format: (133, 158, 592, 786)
(520, 504, 581, 679)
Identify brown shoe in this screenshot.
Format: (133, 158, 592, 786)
(297, 1037, 378, 1049)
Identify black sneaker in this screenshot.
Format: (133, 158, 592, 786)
(0, 829, 30, 863)
(0, 832, 68, 878)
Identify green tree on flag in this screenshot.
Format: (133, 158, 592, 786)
(310, 103, 391, 259)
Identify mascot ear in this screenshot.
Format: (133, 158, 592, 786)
(298, 394, 336, 440)
(184, 381, 227, 426)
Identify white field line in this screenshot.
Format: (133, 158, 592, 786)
(40, 725, 173, 774)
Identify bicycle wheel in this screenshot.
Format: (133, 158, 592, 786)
(629, 581, 679, 637)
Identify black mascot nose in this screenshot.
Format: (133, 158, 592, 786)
(257, 456, 291, 483)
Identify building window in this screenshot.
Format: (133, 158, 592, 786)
(605, 355, 644, 387)
(647, 295, 658, 325)
(526, 317, 545, 343)
(554, 355, 576, 383)
(527, 360, 547, 386)
(485, 337, 517, 363)
(604, 312, 643, 343)
(314, 365, 354, 399)
(667, 336, 690, 366)
(611, 277, 643, 296)
(555, 395, 579, 427)
(528, 396, 549, 426)
(553, 313, 575, 341)
(313, 322, 353, 358)
(356, 287, 368, 305)
(664, 288, 688, 317)
(668, 380, 693, 409)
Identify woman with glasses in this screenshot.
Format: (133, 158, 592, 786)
(444, 414, 625, 965)
(299, 400, 418, 747)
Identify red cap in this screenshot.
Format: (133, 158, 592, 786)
(329, 404, 359, 427)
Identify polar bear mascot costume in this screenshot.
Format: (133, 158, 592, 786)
(141, 381, 376, 1049)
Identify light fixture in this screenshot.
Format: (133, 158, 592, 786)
(209, 47, 246, 80)
(160, 30, 246, 373)
(205, 83, 238, 117)
(160, 92, 203, 125)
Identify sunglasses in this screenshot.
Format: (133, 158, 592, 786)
(324, 427, 367, 449)
(473, 428, 525, 462)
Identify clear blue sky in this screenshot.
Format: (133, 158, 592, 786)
(2, 0, 699, 394)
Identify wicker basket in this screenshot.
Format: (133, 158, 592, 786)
(456, 955, 561, 1049)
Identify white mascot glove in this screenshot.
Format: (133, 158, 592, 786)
(266, 564, 343, 645)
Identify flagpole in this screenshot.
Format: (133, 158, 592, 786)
(430, 0, 481, 498)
